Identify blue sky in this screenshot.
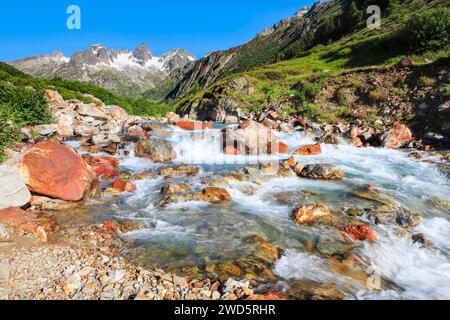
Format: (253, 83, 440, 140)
(0, 0, 315, 61)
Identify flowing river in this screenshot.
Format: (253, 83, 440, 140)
(66, 123, 450, 300)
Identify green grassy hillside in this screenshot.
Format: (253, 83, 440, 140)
(0, 62, 171, 161)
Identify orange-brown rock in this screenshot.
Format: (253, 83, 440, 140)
(268, 141, 289, 154)
(112, 179, 137, 193)
(246, 291, 289, 301)
(0, 207, 55, 243)
(224, 146, 239, 155)
(17, 141, 98, 201)
(284, 156, 296, 168)
(339, 224, 377, 241)
(203, 187, 232, 204)
(291, 204, 331, 225)
(295, 144, 322, 156)
(83, 156, 120, 179)
(381, 124, 413, 149)
(176, 120, 212, 131)
(161, 183, 190, 195)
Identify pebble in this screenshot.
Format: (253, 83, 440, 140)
(0, 223, 249, 300)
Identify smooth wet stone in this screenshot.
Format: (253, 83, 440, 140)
(118, 220, 147, 234)
(135, 139, 177, 163)
(353, 191, 396, 206)
(368, 207, 422, 228)
(159, 165, 199, 177)
(161, 183, 191, 195)
(289, 281, 346, 300)
(317, 134, 341, 145)
(299, 164, 345, 180)
(316, 239, 356, 257)
(203, 187, 232, 204)
(429, 197, 450, 210)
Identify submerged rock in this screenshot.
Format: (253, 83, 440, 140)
(161, 184, 191, 195)
(299, 164, 345, 180)
(159, 165, 199, 177)
(135, 139, 177, 163)
(315, 238, 356, 257)
(289, 281, 345, 300)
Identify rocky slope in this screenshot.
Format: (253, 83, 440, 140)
(8, 43, 195, 97)
(167, 0, 352, 99)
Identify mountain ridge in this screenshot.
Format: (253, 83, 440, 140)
(8, 43, 196, 97)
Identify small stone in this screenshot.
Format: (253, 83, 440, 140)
(109, 270, 125, 283)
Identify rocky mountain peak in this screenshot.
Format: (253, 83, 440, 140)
(133, 43, 153, 65)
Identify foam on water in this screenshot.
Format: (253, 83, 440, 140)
(357, 229, 450, 300)
(274, 249, 337, 282)
(416, 218, 450, 252)
(74, 126, 450, 299)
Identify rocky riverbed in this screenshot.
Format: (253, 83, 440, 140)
(1, 90, 450, 300)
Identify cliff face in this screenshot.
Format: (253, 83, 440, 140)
(168, 1, 348, 99)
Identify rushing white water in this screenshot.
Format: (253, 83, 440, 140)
(83, 125, 450, 299)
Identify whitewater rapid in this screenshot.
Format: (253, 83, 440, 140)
(91, 125, 450, 299)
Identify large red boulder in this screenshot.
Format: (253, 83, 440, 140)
(295, 144, 322, 156)
(17, 141, 98, 201)
(381, 124, 413, 149)
(83, 156, 120, 179)
(176, 120, 212, 131)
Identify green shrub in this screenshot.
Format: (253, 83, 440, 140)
(417, 76, 437, 87)
(338, 47, 352, 58)
(403, 7, 450, 52)
(302, 103, 320, 120)
(0, 104, 23, 162)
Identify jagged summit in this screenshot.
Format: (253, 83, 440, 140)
(8, 43, 196, 97)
